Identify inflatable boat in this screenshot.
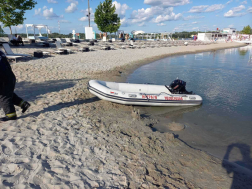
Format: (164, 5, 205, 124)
(88, 79, 202, 106)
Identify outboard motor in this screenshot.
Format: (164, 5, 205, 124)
(169, 79, 192, 94)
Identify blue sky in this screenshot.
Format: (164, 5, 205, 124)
(1, 0, 252, 34)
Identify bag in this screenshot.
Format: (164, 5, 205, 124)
(34, 51, 43, 58)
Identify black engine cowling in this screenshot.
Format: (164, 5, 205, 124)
(169, 79, 192, 94)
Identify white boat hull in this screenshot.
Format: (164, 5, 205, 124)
(88, 80, 202, 106)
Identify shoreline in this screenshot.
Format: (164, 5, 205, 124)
(94, 42, 247, 83)
(1, 42, 251, 188)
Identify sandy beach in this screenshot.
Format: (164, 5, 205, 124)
(0, 41, 251, 188)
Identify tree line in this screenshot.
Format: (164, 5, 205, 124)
(0, 0, 251, 38)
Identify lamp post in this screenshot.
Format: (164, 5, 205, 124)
(87, 0, 91, 27)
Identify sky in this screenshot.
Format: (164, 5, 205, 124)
(0, 0, 252, 34)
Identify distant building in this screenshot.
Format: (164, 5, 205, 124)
(197, 28, 237, 42)
(222, 28, 236, 35)
(197, 28, 252, 43)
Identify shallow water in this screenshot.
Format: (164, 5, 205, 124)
(127, 46, 252, 169)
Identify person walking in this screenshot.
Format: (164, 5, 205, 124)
(0, 50, 30, 122)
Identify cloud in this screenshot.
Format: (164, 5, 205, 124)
(205, 4, 225, 12)
(138, 22, 146, 27)
(66, 0, 78, 2)
(228, 24, 234, 27)
(232, 5, 246, 12)
(79, 8, 94, 22)
(59, 20, 71, 23)
(179, 23, 189, 26)
(226, 0, 233, 4)
(188, 5, 209, 13)
(224, 5, 246, 17)
(79, 17, 88, 21)
(47, 0, 58, 3)
(131, 6, 182, 24)
(183, 15, 205, 20)
(13, 24, 24, 30)
(43, 8, 59, 19)
(34, 8, 41, 15)
(188, 4, 225, 13)
(192, 27, 199, 30)
(65, 1, 78, 13)
(201, 25, 209, 30)
(130, 6, 164, 23)
(120, 17, 131, 27)
(153, 12, 182, 23)
(192, 21, 198, 24)
(247, 7, 252, 12)
(112, 1, 130, 18)
(240, 1, 247, 4)
(43, 6, 47, 10)
(144, 0, 190, 7)
(157, 23, 166, 26)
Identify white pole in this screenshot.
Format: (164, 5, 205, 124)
(26, 25, 28, 39)
(46, 26, 48, 37)
(88, 0, 91, 27)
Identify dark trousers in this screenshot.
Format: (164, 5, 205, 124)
(10, 40, 24, 46)
(0, 76, 23, 115)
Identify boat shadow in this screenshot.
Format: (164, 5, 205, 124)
(14, 79, 83, 102)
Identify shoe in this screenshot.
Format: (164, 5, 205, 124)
(0, 116, 17, 122)
(21, 101, 30, 113)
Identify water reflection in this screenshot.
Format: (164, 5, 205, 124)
(195, 53, 203, 60)
(223, 48, 237, 55)
(239, 46, 252, 63)
(140, 105, 201, 118)
(239, 49, 248, 56)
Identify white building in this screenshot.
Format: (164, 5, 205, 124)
(198, 33, 212, 41)
(222, 28, 236, 35)
(197, 28, 236, 42)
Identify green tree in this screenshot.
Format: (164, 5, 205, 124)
(241, 25, 252, 34)
(0, 0, 37, 34)
(94, 0, 120, 33)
